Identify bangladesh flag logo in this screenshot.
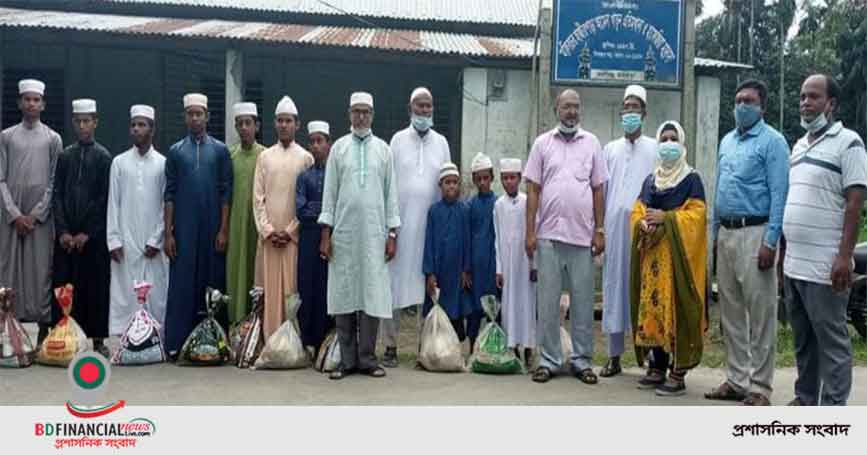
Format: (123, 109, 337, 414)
(66, 351, 124, 418)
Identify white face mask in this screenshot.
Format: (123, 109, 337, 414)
(411, 114, 433, 132)
(351, 126, 371, 138)
(801, 112, 828, 134)
(557, 122, 578, 134)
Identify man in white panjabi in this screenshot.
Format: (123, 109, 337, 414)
(106, 105, 169, 334)
(381, 87, 450, 367)
(599, 85, 658, 377)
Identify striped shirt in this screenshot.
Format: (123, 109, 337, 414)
(783, 121, 867, 285)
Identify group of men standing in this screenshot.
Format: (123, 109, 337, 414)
(1, 72, 863, 405)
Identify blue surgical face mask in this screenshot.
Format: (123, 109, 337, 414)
(657, 141, 683, 163)
(621, 112, 642, 134)
(411, 114, 433, 132)
(801, 112, 828, 134)
(734, 103, 762, 130)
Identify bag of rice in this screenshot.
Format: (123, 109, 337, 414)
(112, 282, 166, 365)
(253, 293, 308, 370)
(37, 284, 89, 367)
(0, 287, 35, 368)
(418, 293, 464, 372)
(470, 295, 522, 374)
(177, 288, 231, 366)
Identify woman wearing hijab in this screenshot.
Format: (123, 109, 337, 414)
(629, 120, 707, 397)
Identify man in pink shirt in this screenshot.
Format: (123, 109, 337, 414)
(525, 89, 608, 384)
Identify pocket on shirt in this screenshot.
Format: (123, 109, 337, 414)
(573, 160, 592, 182)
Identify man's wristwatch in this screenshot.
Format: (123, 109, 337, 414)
(595, 227, 606, 236)
(388, 231, 398, 239)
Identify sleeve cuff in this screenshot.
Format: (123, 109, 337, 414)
(107, 238, 123, 251)
(262, 224, 275, 239)
(317, 212, 334, 227)
(386, 216, 401, 230)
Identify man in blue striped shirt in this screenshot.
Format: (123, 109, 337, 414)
(706, 79, 790, 406)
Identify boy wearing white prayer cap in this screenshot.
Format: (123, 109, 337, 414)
(320, 91, 400, 379)
(53, 98, 113, 356)
(226, 102, 266, 326)
(163, 92, 233, 358)
(494, 157, 537, 369)
(253, 96, 314, 341)
(381, 87, 450, 367)
(465, 152, 496, 352)
(296, 119, 334, 353)
(0, 79, 62, 345)
(106, 105, 169, 338)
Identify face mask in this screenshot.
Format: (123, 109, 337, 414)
(558, 122, 578, 134)
(411, 114, 433, 132)
(657, 142, 683, 163)
(801, 112, 828, 134)
(621, 113, 642, 134)
(352, 127, 371, 138)
(734, 103, 762, 130)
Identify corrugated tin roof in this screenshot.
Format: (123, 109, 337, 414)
(93, 0, 539, 26)
(0, 7, 535, 58)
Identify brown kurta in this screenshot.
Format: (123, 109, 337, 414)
(0, 121, 62, 323)
(253, 141, 313, 339)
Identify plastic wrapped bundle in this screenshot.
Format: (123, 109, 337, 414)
(418, 294, 464, 372)
(112, 282, 166, 365)
(0, 288, 35, 368)
(177, 288, 231, 366)
(313, 330, 341, 373)
(235, 287, 265, 369)
(253, 294, 309, 370)
(470, 295, 523, 374)
(37, 285, 89, 367)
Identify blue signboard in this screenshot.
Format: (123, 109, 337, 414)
(553, 0, 684, 87)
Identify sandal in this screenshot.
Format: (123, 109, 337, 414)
(637, 369, 666, 390)
(704, 382, 746, 401)
(598, 358, 622, 377)
(532, 367, 553, 383)
(742, 393, 770, 406)
(329, 366, 357, 380)
(574, 368, 598, 385)
(360, 366, 387, 378)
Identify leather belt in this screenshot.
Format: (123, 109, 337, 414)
(719, 216, 768, 229)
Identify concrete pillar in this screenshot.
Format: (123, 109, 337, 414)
(460, 67, 487, 194)
(695, 75, 721, 272)
(0, 31, 4, 129)
(680, 0, 698, 157)
(224, 47, 244, 146)
(537, 7, 558, 135)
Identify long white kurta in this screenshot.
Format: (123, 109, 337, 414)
(601, 135, 657, 334)
(494, 192, 536, 347)
(388, 126, 450, 309)
(318, 132, 400, 319)
(106, 146, 169, 335)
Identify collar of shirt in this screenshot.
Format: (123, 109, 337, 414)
(277, 141, 295, 151)
(134, 145, 154, 159)
(737, 119, 766, 139)
(553, 128, 586, 143)
(188, 132, 208, 144)
(240, 142, 260, 152)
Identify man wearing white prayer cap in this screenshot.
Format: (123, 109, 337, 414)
(226, 101, 265, 326)
(0, 79, 62, 344)
(319, 91, 400, 379)
(381, 86, 450, 367)
(163, 92, 233, 358)
(53, 97, 113, 356)
(106, 105, 169, 338)
(297, 119, 334, 353)
(495, 156, 537, 368)
(253, 95, 313, 340)
(598, 83, 657, 379)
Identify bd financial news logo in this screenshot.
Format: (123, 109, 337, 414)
(33, 351, 157, 450)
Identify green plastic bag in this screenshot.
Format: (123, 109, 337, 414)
(177, 288, 231, 366)
(470, 295, 523, 374)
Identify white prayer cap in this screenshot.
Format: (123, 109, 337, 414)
(130, 104, 155, 121)
(275, 96, 298, 117)
(233, 102, 258, 119)
(439, 162, 460, 182)
(470, 152, 493, 173)
(623, 84, 647, 105)
(350, 92, 374, 109)
(183, 93, 208, 110)
(410, 87, 432, 103)
(500, 158, 523, 174)
(72, 98, 97, 114)
(308, 120, 330, 137)
(18, 79, 45, 96)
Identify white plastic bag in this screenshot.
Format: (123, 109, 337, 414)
(314, 330, 341, 373)
(112, 282, 166, 365)
(418, 294, 465, 372)
(253, 294, 308, 370)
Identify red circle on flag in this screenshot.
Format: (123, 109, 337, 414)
(79, 362, 100, 383)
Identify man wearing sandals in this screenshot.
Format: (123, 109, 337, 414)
(706, 79, 790, 406)
(524, 89, 608, 384)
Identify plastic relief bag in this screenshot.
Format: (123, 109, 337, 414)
(313, 330, 341, 373)
(418, 293, 465, 372)
(0, 288, 35, 368)
(235, 287, 265, 369)
(37, 284, 89, 367)
(112, 282, 166, 365)
(470, 295, 523, 374)
(253, 294, 308, 370)
(177, 288, 231, 366)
